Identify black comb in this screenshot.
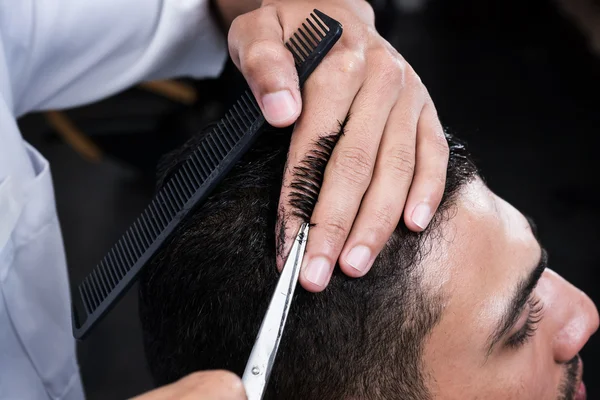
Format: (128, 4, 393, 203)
(71, 9, 342, 339)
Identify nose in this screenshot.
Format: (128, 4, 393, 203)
(545, 269, 600, 364)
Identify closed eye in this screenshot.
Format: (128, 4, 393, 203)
(505, 295, 544, 349)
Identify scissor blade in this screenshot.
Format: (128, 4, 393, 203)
(242, 223, 309, 400)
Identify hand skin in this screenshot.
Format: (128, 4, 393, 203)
(215, 0, 449, 292)
(130, 370, 247, 400)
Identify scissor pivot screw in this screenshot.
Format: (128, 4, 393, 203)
(251, 367, 260, 375)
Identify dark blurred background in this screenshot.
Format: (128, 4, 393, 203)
(17, 0, 600, 398)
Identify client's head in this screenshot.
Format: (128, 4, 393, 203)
(139, 121, 598, 400)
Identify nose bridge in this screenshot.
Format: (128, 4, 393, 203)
(547, 270, 600, 363)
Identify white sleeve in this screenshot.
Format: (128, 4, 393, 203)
(0, 0, 228, 117)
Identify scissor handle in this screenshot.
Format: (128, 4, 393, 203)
(242, 223, 309, 400)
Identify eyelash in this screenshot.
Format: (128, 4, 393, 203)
(506, 296, 545, 349)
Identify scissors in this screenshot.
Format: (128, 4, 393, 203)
(242, 222, 310, 400)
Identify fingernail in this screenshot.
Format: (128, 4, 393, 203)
(304, 256, 331, 287)
(261, 90, 297, 124)
(412, 202, 432, 229)
(345, 245, 371, 273)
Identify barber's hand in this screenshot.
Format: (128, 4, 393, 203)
(130, 370, 246, 400)
(222, 0, 449, 291)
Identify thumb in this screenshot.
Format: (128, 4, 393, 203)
(228, 6, 301, 127)
(130, 370, 247, 400)
(185, 370, 247, 400)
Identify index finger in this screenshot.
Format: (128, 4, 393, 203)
(274, 49, 365, 274)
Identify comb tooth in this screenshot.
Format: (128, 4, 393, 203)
(216, 123, 236, 148)
(301, 22, 319, 47)
(99, 266, 112, 296)
(112, 245, 129, 278)
(96, 263, 112, 299)
(217, 123, 241, 148)
(130, 223, 147, 254)
(181, 162, 201, 191)
(200, 141, 218, 169)
(245, 91, 261, 115)
(150, 202, 167, 231)
(153, 192, 168, 221)
(125, 227, 141, 258)
(103, 251, 119, 285)
(116, 240, 133, 272)
(143, 208, 160, 238)
(133, 218, 151, 248)
(237, 101, 253, 128)
(240, 94, 256, 119)
(294, 32, 313, 55)
(86, 273, 100, 310)
(212, 125, 231, 153)
(79, 280, 90, 313)
(311, 12, 329, 34)
(206, 132, 227, 162)
(298, 28, 316, 52)
(149, 200, 166, 229)
(289, 37, 308, 60)
(104, 250, 120, 283)
(89, 270, 104, 307)
(158, 197, 172, 225)
(307, 17, 325, 39)
(226, 114, 244, 139)
(96, 267, 110, 301)
(165, 181, 184, 209)
(235, 100, 252, 126)
(174, 169, 193, 199)
(94, 268, 109, 303)
(188, 157, 206, 187)
(124, 229, 141, 259)
(171, 173, 189, 201)
(191, 151, 211, 180)
(139, 209, 156, 240)
(181, 166, 200, 195)
(286, 43, 303, 65)
(82, 276, 98, 311)
(210, 130, 235, 157)
(229, 104, 246, 131)
(222, 118, 240, 142)
(159, 186, 178, 216)
(140, 214, 157, 246)
(79, 281, 94, 315)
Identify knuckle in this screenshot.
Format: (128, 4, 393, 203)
(432, 130, 450, 158)
(384, 145, 416, 180)
(228, 14, 243, 38)
(332, 49, 367, 77)
(322, 215, 350, 248)
(404, 66, 426, 94)
(379, 55, 405, 86)
(214, 370, 245, 394)
(332, 146, 374, 186)
(373, 203, 397, 232)
(363, 3, 376, 25)
(185, 371, 207, 387)
(243, 39, 286, 74)
(352, 0, 375, 24)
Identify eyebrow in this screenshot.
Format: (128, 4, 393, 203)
(485, 221, 548, 356)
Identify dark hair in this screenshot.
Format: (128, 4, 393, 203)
(138, 120, 478, 399)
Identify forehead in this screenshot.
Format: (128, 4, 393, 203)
(421, 178, 540, 363)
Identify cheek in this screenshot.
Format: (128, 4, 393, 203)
(428, 339, 561, 400)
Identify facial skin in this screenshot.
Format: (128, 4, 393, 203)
(421, 178, 599, 399)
